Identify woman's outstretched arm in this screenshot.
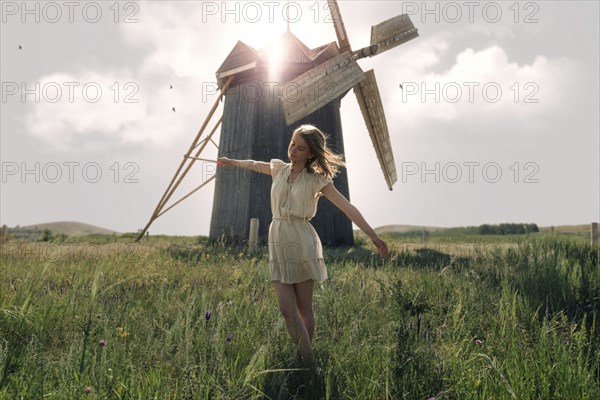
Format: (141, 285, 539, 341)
(321, 183, 389, 256)
(216, 157, 271, 175)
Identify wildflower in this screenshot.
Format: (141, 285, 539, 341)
(475, 339, 483, 346)
(84, 386, 92, 394)
(98, 339, 106, 347)
(205, 310, 212, 322)
(226, 333, 234, 344)
(116, 327, 129, 339)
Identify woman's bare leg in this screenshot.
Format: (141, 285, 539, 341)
(273, 281, 314, 365)
(294, 280, 315, 342)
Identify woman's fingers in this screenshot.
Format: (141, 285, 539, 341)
(373, 237, 389, 257)
(378, 242, 388, 256)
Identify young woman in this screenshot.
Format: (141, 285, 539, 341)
(216, 124, 388, 367)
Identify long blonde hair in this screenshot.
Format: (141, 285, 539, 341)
(293, 125, 345, 179)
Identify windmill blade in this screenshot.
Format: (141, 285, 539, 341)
(353, 69, 397, 190)
(326, 0, 352, 52)
(282, 51, 366, 126)
(370, 14, 419, 56)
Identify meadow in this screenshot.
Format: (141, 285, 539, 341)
(0, 231, 598, 399)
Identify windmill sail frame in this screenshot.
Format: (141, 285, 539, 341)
(281, 51, 366, 125)
(370, 14, 419, 55)
(354, 70, 397, 190)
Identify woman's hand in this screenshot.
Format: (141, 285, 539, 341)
(371, 235, 389, 257)
(216, 157, 235, 167)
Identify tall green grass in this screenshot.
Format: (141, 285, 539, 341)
(0, 235, 598, 399)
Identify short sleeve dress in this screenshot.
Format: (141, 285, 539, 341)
(268, 159, 333, 284)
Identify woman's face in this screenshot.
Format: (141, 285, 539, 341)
(288, 132, 314, 164)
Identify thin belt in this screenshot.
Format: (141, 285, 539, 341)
(272, 216, 310, 223)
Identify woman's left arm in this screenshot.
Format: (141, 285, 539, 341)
(321, 183, 389, 256)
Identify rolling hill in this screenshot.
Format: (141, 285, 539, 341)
(18, 221, 118, 236)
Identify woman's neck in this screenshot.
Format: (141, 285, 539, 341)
(290, 161, 307, 173)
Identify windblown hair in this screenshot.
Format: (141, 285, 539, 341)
(294, 125, 346, 179)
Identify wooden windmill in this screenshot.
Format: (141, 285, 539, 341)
(136, 1, 418, 245)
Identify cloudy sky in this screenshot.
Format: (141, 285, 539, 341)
(1, 0, 598, 235)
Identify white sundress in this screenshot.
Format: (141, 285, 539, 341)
(268, 159, 332, 284)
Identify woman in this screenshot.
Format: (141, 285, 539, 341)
(216, 124, 388, 367)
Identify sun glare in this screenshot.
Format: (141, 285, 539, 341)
(242, 20, 286, 50)
(237, 19, 287, 80)
(268, 41, 285, 80)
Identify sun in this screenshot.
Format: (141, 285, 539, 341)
(267, 39, 286, 81)
(237, 19, 288, 80)
(241, 19, 287, 51)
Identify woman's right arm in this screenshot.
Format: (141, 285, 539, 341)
(216, 157, 271, 175)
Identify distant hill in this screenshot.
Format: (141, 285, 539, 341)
(18, 221, 118, 236)
(375, 225, 447, 234)
(376, 223, 595, 236)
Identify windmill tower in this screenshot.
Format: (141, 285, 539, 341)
(209, 2, 418, 245)
(136, 1, 418, 244)
(208, 30, 354, 246)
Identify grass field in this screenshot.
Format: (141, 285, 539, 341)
(0, 232, 598, 399)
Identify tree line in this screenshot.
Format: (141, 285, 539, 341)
(478, 223, 539, 235)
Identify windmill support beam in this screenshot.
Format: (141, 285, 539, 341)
(157, 175, 216, 218)
(135, 77, 233, 242)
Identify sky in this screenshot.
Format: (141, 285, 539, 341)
(1, 0, 599, 236)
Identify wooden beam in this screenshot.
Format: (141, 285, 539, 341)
(354, 70, 397, 190)
(157, 175, 216, 218)
(326, 0, 352, 53)
(282, 52, 365, 125)
(135, 76, 233, 242)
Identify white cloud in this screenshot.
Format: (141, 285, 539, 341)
(121, 3, 222, 78)
(24, 68, 219, 150)
(385, 35, 580, 128)
(23, 3, 230, 151)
